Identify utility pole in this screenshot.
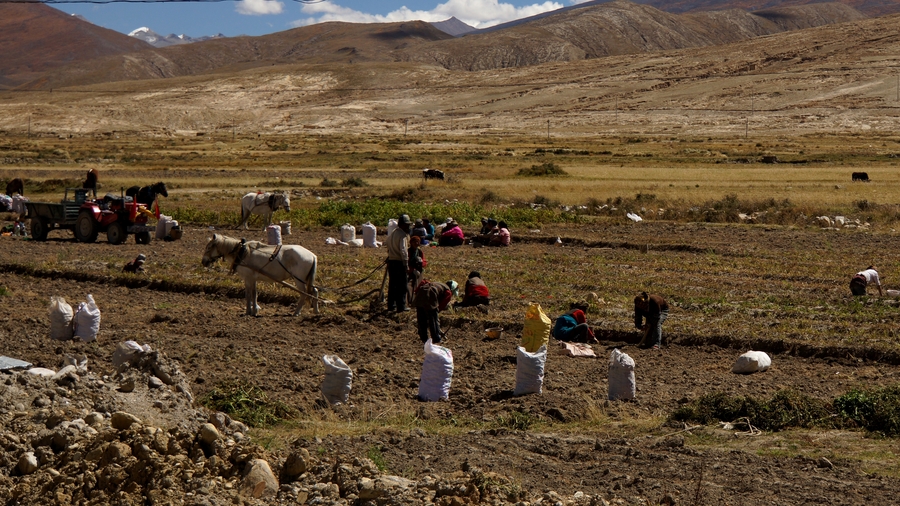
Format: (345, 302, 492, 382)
(547, 119, 550, 140)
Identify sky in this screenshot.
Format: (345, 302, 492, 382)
(62, 0, 587, 38)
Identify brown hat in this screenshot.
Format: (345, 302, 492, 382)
(398, 214, 412, 226)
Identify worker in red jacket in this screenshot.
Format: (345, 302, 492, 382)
(454, 271, 490, 308)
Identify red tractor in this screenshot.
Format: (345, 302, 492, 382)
(27, 188, 154, 244)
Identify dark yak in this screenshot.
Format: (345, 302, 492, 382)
(852, 172, 870, 182)
(423, 169, 445, 181)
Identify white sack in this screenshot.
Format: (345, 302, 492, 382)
(386, 218, 398, 239)
(418, 339, 453, 401)
(347, 238, 364, 247)
(11, 195, 28, 215)
(514, 345, 547, 396)
(112, 341, 152, 371)
(340, 223, 356, 243)
(732, 351, 772, 374)
(608, 348, 636, 401)
(73, 294, 101, 342)
(49, 296, 74, 341)
(27, 367, 56, 377)
(165, 219, 179, 236)
(321, 355, 353, 405)
(362, 222, 379, 248)
(156, 215, 172, 240)
(266, 224, 282, 246)
(279, 221, 291, 236)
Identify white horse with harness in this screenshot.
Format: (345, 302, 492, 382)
(239, 192, 290, 229)
(202, 234, 320, 317)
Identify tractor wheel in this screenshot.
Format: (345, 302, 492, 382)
(107, 221, 127, 245)
(30, 218, 49, 241)
(74, 211, 98, 243)
(135, 231, 152, 245)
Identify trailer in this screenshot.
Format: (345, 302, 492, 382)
(26, 188, 154, 244)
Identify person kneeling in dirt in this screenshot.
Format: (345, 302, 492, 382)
(850, 266, 883, 296)
(412, 279, 458, 344)
(552, 308, 597, 343)
(454, 271, 490, 308)
(634, 292, 669, 349)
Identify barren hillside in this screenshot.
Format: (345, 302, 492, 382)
(1, 12, 898, 138)
(0, 3, 151, 89)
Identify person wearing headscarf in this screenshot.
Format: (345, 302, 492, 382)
(634, 292, 669, 349)
(439, 219, 465, 247)
(454, 271, 490, 307)
(552, 308, 596, 343)
(850, 266, 883, 296)
(412, 280, 457, 343)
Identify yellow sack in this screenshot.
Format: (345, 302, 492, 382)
(521, 303, 551, 353)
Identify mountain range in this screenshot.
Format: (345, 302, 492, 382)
(128, 27, 226, 48)
(0, 0, 878, 91)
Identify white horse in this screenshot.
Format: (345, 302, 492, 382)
(201, 234, 319, 317)
(239, 192, 290, 230)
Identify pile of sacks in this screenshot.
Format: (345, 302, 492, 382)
(49, 295, 101, 342)
(325, 222, 380, 247)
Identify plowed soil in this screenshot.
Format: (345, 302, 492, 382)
(2, 221, 900, 504)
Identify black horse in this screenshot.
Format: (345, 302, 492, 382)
(5, 178, 24, 197)
(126, 182, 169, 207)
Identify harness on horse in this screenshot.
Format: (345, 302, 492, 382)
(230, 239, 249, 274)
(268, 194, 276, 211)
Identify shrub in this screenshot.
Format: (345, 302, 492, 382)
(834, 385, 900, 436)
(320, 178, 340, 187)
(199, 381, 296, 428)
(516, 162, 568, 177)
(342, 177, 368, 188)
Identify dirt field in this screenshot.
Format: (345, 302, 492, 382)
(2, 219, 900, 504)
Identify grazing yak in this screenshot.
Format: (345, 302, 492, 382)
(423, 168, 445, 181)
(852, 172, 870, 182)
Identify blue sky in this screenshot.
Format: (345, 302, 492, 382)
(63, 0, 582, 38)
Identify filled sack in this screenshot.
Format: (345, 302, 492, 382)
(608, 348, 636, 401)
(514, 345, 547, 396)
(362, 222, 379, 248)
(73, 294, 101, 342)
(732, 351, 772, 374)
(156, 214, 173, 240)
(417, 339, 453, 401)
(49, 296, 74, 341)
(521, 303, 551, 353)
(340, 223, 356, 243)
(321, 355, 353, 405)
(266, 224, 282, 246)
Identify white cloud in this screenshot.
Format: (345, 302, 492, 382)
(236, 0, 284, 16)
(291, 0, 564, 28)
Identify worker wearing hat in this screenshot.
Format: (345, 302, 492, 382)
(387, 214, 412, 312)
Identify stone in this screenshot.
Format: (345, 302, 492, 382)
(282, 448, 310, 480)
(111, 411, 142, 430)
(148, 376, 164, 389)
(240, 458, 279, 499)
(199, 423, 220, 445)
(84, 412, 104, 426)
(17, 452, 39, 475)
(118, 378, 136, 393)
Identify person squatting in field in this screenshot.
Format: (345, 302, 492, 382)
(634, 292, 669, 349)
(412, 280, 458, 344)
(850, 266, 883, 296)
(386, 214, 412, 312)
(454, 271, 490, 308)
(552, 308, 598, 343)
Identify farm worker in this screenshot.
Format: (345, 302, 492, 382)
(472, 218, 498, 246)
(552, 309, 597, 343)
(850, 266, 883, 296)
(634, 292, 669, 349)
(407, 236, 427, 305)
(421, 218, 435, 243)
(489, 220, 511, 247)
(439, 220, 465, 247)
(454, 271, 491, 308)
(411, 219, 429, 245)
(412, 280, 458, 343)
(387, 214, 412, 313)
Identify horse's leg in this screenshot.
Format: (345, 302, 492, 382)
(245, 279, 260, 316)
(312, 286, 320, 314)
(239, 208, 249, 230)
